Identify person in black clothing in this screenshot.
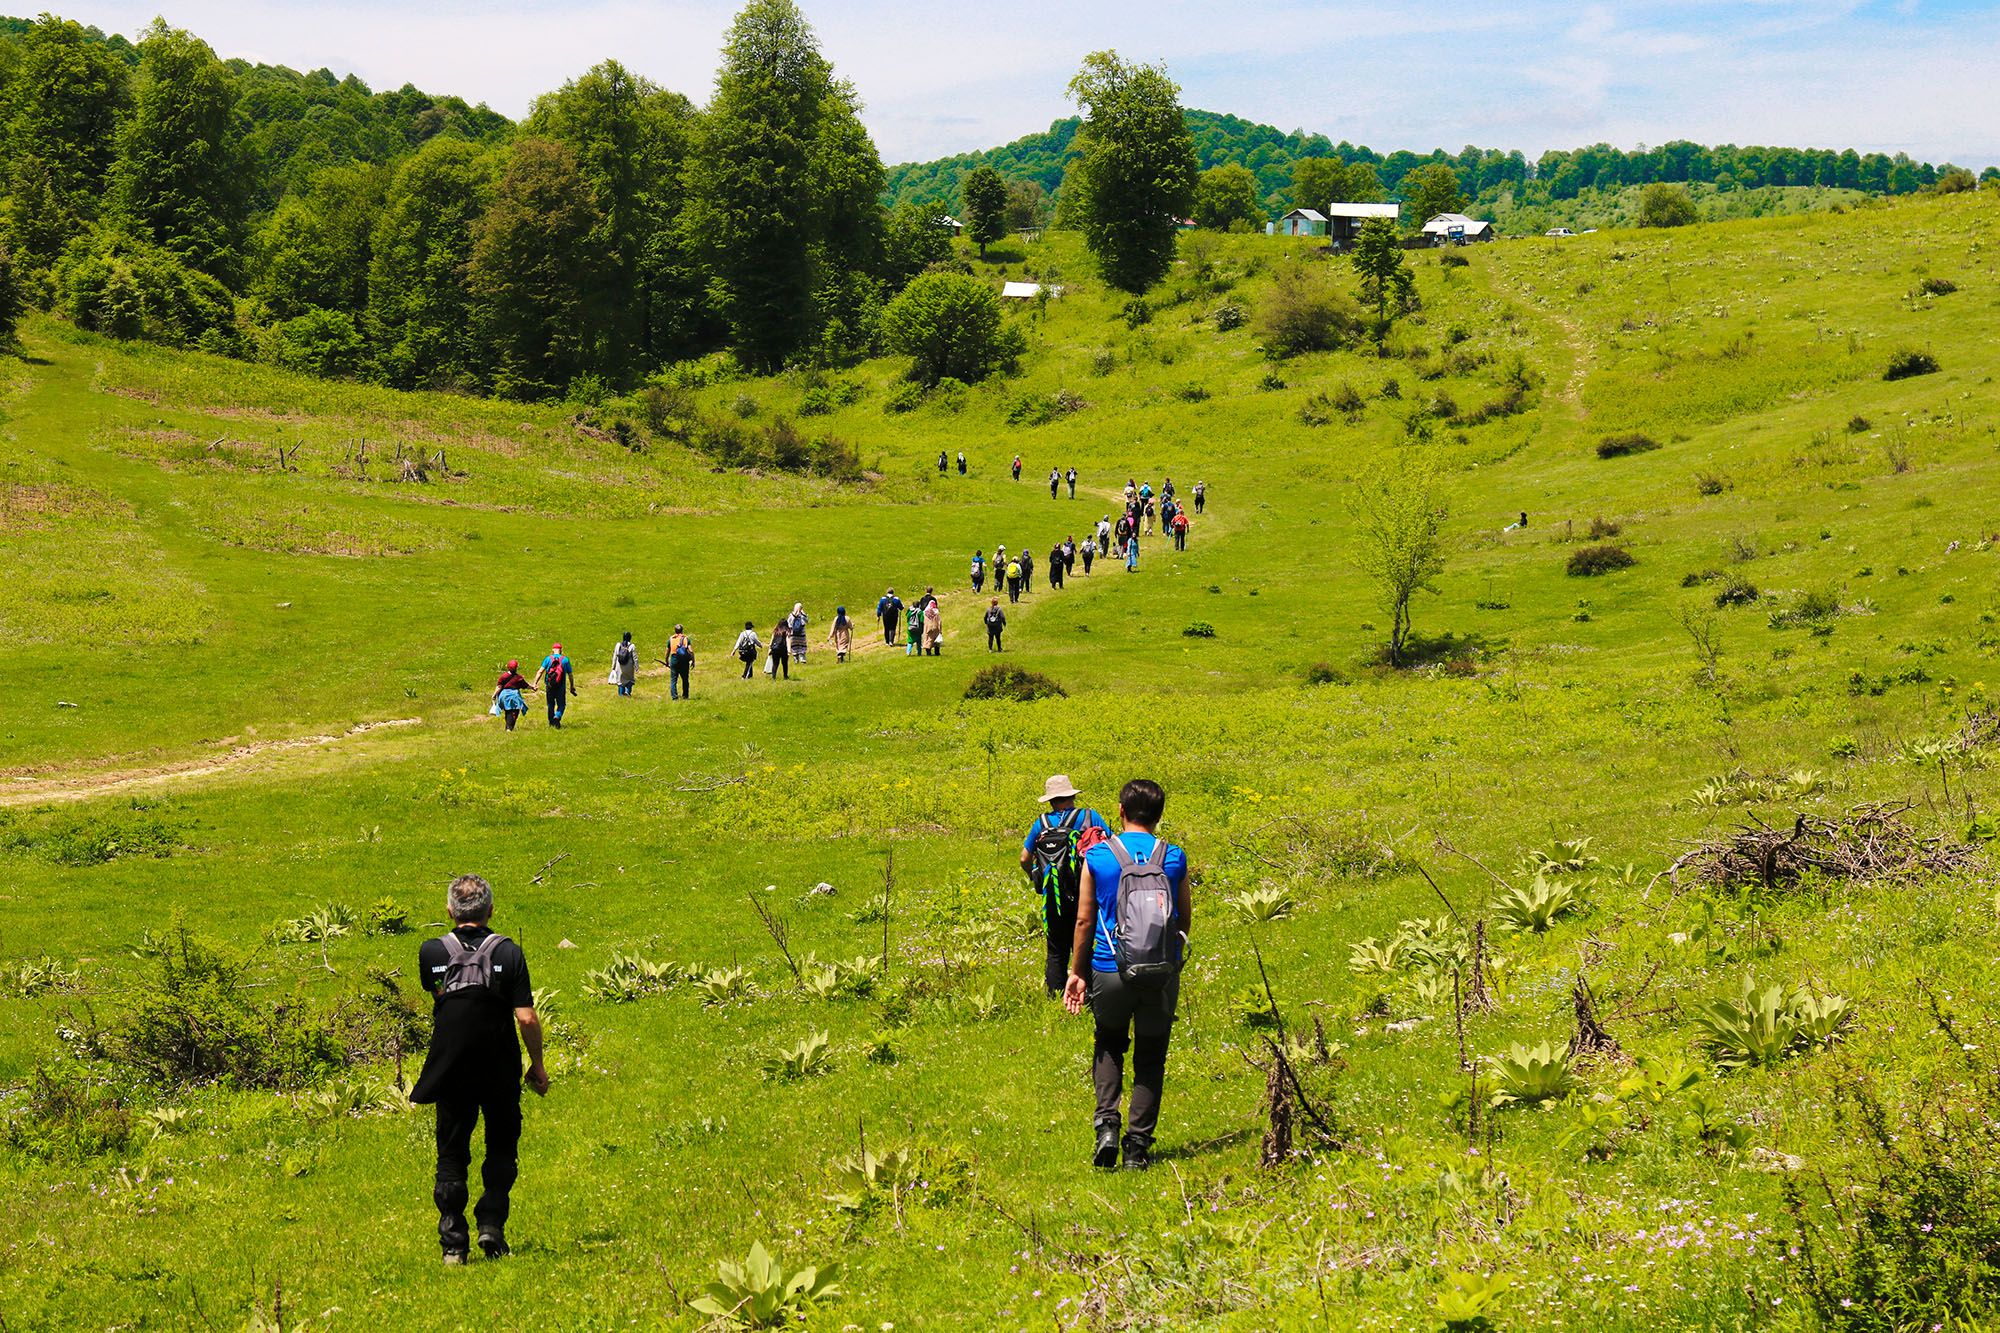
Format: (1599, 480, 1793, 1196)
(1019, 548, 1035, 595)
(878, 588, 903, 646)
(937, 451, 948, 474)
(1066, 467, 1078, 498)
(957, 450, 967, 475)
(411, 875, 549, 1265)
(1081, 541, 1095, 575)
(984, 598, 1006, 650)
(1193, 480, 1206, 514)
(1048, 542, 1066, 590)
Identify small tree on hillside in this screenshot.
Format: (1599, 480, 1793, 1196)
(0, 248, 23, 347)
(961, 165, 1008, 258)
(1351, 217, 1415, 326)
(1290, 156, 1348, 213)
(1193, 163, 1263, 231)
(881, 271, 1024, 385)
(1638, 182, 1697, 228)
(1350, 445, 1450, 667)
(1401, 162, 1465, 224)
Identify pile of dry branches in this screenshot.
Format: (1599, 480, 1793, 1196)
(1668, 801, 1977, 891)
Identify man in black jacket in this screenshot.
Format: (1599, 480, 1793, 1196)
(410, 875, 550, 1264)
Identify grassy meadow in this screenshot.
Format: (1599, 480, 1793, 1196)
(4, 191, 2000, 1331)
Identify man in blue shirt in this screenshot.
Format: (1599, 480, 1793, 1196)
(1063, 778, 1190, 1171)
(877, 589, 903, 646)
(532, 643, 577, 728)
(1019, 775, 1110, 997)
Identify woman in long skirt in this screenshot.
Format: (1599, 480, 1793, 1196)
(828, 607, 853, 662)
(789, 602, 809, 665)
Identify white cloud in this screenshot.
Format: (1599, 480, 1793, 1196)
(51, 0, 2000, 166)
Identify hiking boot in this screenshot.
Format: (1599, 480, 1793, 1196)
(1092, 1125, 1121, 1170)
(442, 1251, 468, 1267)
(477, 1229, 510, 1259)
(1121, 1137, 1152, 1172)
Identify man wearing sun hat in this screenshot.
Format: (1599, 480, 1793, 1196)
(1020, 775, 1110, 997)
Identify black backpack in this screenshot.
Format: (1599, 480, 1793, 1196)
(436, 931, 511, 997)
(1028, 809, 1085, 923)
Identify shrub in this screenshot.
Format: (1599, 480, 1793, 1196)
(1378, 377, 1400, 399)
(881, 272, 1025, 386)
(1330, 381, 1366, 417)
(1694, 471, 1730, 496)
(1211, 302, 1246, 332)
(1846, 415, 1872, 433)
(963, 665, 1065, 702)
(1253, 260, 1364, 358)
(1638, 182, 1698, 228)
(1712, 574, 1759, 608)
(1121, 297, 1152, 328)
(882, 380, 924, 413)
(1257, 368, 1286, 391)
(256, 308, 367, 379)
(1305, 662, 1346, 685)
(2, 1066, 134, 1161)
(1918, 276, 1957, 296)
(54, 231, 235, 349)
(1174, 383, 1210, 402)
(1567, 544, 1635, 576)
(1181, 621, 1215, 638)
(1, 800, 185, 866)
(1586, 515, 1622, 540)
(1003, 388, 1086, 427)
(1089, 346, 1116, 376)
(1437, 251, 1469, 268)
(1596, 433, 1661, 458)
(1884, 347, 1939, 381)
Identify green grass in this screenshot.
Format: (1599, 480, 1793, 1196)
(4, 192, 2000, 1330)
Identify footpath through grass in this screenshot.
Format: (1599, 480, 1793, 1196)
(4, 193, 2000, 1331)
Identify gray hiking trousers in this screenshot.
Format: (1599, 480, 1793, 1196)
(1089, 968, 1179, 1146)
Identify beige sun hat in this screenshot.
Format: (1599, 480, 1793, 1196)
(1039, 774, 1081, 802)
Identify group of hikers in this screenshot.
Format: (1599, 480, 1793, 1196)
(413, 774, 1189, 1262)
(485, 474, 1210, 724)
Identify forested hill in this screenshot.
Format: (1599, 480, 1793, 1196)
(883, 107, 1987, 220)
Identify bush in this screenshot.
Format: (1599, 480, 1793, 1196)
(883, 380, 924, 414)
(880, 272, 1025, 386)
(256, 308, 368, 379)
(1252, 260, 1363, 358)
(1713, 574, 1759, 608)
(1884, 347, 1940, 381)
(55, 230, 235, 350)
(1305, 662, 1347, 685)
(2, 1066, 133, 1161)
(963, 665, 1066, 702)
(1121, 297, 1152, 329)
(1003, 388, 1086, 427)
(1090, 346, 1116, 375)
(1211, 302, 1247, 332)
(1638, 182, 1698, 228)
(0, 246, 23, 347)
(1181, 621, 1215, 638)
(1596, 433, 1661, 458)
(1567, 544, 1635, 576)
(1918, 276, 1957, 296)
(1437, 252, 1469, 268)
(1586, 515, 1622, 539)
(1694, 471, 1730, 496)
(1174, 383, 1210, 402)
(0, 800, 184, 866)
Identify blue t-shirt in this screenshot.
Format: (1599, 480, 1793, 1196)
(1083, 831, 1187, 973)
(540, 654, 572, 687)
(1021, 806, 1109, 857)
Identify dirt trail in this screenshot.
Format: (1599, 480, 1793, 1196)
(1, 718, 422, 808)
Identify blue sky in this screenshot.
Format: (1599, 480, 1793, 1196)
(55, 0, 2000, 167)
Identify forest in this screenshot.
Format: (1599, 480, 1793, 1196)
(0, 6, 1990, 404)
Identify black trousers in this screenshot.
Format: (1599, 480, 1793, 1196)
(1090, 969, 1178, 1147)
(1043, 910, 1078, 996)
(670, 661, 691, 699)
(1174, 529, 1187, 550)
(435, 1089, 521, 1252)
(987, 628, 1002, 651)
(883, 615, 899, 644)
(545, 684, 566, 726)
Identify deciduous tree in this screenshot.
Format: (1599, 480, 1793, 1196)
(1401, 162, 1465, 224)
(110, 21, 245, 278)
(960, 165, 1007, 258)
(1638, 182, 1696, 227)
(1, 15, 129, 259)
(1061, 51, 1196, 294)
(1193, 162, 1262, 231)
(467, 137, 601, 399)
(1350, 445, 1449, 666)
(881, 271, 1023, 385)
(367, 138, 491, 388)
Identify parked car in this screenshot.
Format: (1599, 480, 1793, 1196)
(1545, 228, 1576, 238)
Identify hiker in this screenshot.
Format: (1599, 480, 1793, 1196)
(915, 585, 938, 619)
(789, 603, 809, 666)
(1143, 496, 1156, 536)
(1161, 496, 1178, 530)
(1123, 478, 1137, 507)
(994, 544, 1008, 585)
(1006, 556, 1023, 604)
(1066, 467, 1078, 499)
(1019, 548, 1035, 595)
(923, 598, 943, 656)
(1162, 477, 1175, 502)
(1193, 480, 1206, 514)
(1097, 516, 1112, 555)
(1049, 468, 1061, 499)
(1080, 540, 1095, 575)
(1125, 530, 1140, 572)
(410, 874, 549, 1264)
(1139, 481, 1152, 506)
(1012, 454, 1023, 481)
(1063, 779, 1189, 1172)
(957, 450, 967, 475)
(937, 450, 948, 474)
(1172, 509, 1189, 551)
(767, 617, 791, 679)
(1048, 542, 1067, 591)
(971, 550, 986, 594)
(1114, 513, 1132, 553)
(985, 598, 1006, 651)
(665, 626, 694, 700)
(878, 588, 904, 646)
(491, 661, 533, 731)
(1062, 536, 1078, 575)
(733, 621, 761, 679)
(1021, 775, 1110, 997)
(534, 643, 575, 728)
(612, 632, 638, 696)
(905, 606, 922, 656)
(828, 607, 853, 662)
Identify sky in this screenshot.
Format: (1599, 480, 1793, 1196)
(49, 0, 2000, 168)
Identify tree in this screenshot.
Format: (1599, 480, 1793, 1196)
(1193, 163, 1262, 231)
(1061, 51, 1197, 294)
(880, 200, 954, 286)
(961, 165, 1007, 258)
(1401, 162, 1465, 224)
(686, 0, 884, 370)
(1289, 156, 1347, 213)
(1252, 258, 1362, 357)
(2, 16, 129, 261)
(0, 245, 23, 345)
(881, 271, 1023, 384)
(1003, 179, 1047, 231)
(467, 137, 602, 399)
(110, 21, 245, 278)
(1350, 446, 1449, 666)
(1351, 217, 1415, 325)
(367, 138, 490, 388)
(1637, 182, 1696, 228)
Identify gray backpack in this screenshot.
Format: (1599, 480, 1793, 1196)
(437, 932, 509, 996)
(1104, 837, 1181, 984)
